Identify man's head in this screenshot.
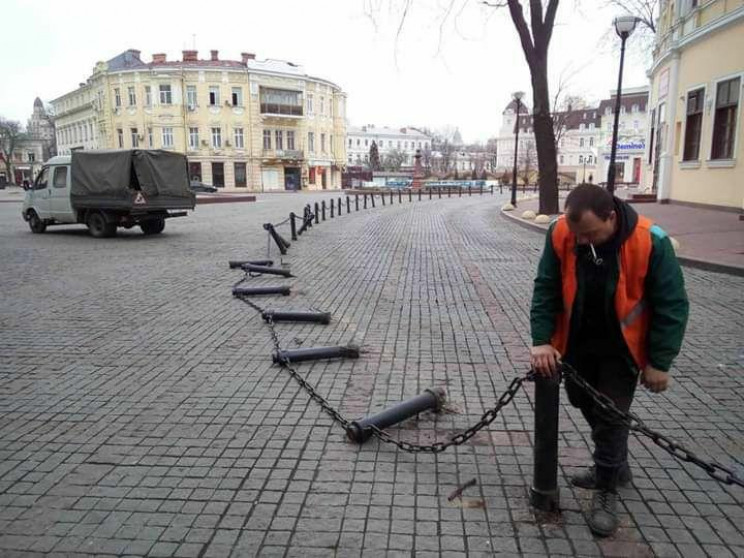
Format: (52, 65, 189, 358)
(564, 184, 617, 245)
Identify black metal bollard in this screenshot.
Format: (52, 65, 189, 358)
(355, 195, 359, 211)
(459, 186, 462, 197)
(390, 190, 394, 205)
(382, 192, 386, 206)
(490, 185, 494, 195)
(330, 199, 335, 218)
(418, 189, 422, 201)
(262, 310, 331, 324)
(290, 212, 297, 241)
(438, 188, 441, 199)
(338, 197, 342, 215)
(241, 263, 293, 277)
(272, 344, 360, 364)
(500, 184, 503, 194)
(263, 224, 289, 255)
(229, 259, 273, 269)
(346, 388, 446, 443)
(398, 190, 402, 204)
(346, 197, 350, 214)
(480, 184, 483, 195)
(233, 285, 290, 296)
(371, 195, 376, 208)
(363, 194, 368, 209)
(322, 200, 326, 221)
(448, 187, 451, 198)
(306, 205, 313, 228)
(314, 202, 320, 224)
(428, 188, 432, 200)
(468, 185, 472, 196)
(530, 373, 561, 512)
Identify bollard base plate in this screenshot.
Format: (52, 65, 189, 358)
(529, 486, 560, 513)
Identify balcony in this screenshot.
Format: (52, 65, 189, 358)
(263, 149, 304, 161)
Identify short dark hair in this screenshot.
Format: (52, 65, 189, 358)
(565, 184, 615, 222)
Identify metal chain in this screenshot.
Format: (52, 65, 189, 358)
(235, 293, 532, 452)
(561, 362, 744, 488)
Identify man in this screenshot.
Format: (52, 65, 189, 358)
(530, 184, 688, 537)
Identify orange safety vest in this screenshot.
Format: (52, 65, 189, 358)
(550, 214, 654, 370)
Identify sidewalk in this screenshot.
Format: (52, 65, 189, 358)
(504, 192, 744, 276)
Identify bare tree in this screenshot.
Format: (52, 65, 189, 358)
(369, 141, 382, 171)
(383, 149, 408, 171)
(0, 118, 27, 185)
(600, 0, 659, 61)
(518, 139, 537, 187)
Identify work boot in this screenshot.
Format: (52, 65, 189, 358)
(588, 489, 620, 537)
(570, 464, 632, 489)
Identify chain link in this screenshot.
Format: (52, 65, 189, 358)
(235, 293, 532, 451)
(561, 362, 744, 489)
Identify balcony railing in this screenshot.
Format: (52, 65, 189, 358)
(263, 149, 304, 160)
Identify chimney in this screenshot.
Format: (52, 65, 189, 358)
(152, 53, 167, 64)
(182, 50, 198, 62)
(210, 50, 219, 61)
(241, 52, 255, 64)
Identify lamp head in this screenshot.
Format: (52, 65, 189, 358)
(512, 91, 525, 102)
(614, 15, 639, 38)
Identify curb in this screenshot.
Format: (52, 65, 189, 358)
(196, 195, 256, 205)
(500, 209, 744, 277)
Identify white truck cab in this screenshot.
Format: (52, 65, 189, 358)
(22, 156, 74, 232)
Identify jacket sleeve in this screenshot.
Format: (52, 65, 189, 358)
(530, 223, 563, 346)
(645, 229, 690, 372)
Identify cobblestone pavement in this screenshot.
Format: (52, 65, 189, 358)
(0, 191, 742, 557)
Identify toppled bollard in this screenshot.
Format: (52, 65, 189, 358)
(241, 263, 293, 277)
(272, 344, 359, 364)
(233, 285, 291, 296)
(263, 223, 290, 255)
(229, 259, 273, 269)
(346, 387, 446, 443)
(262, 310, 331, 324)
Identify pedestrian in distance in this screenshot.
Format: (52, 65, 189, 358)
(529, 184, 689, 537)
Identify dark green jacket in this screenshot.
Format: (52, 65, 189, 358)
(530, 201, 689, 372)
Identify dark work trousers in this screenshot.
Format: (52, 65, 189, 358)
(564, 352, 638, 478)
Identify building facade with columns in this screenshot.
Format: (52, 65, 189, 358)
(50, 49, 347, 191)
(641, 0, 743, 210)
(346, 125, 431, 167)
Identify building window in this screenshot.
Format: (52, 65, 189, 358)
(348, 138, 352, 147)
(320, 96, 325, 115)
(147, 127, 153, 147)
(287, 130, 295, 150)
(162, 127, 174, 147)
(620, 106, 626, 114)
(365, 139, 369, 147)
(127, 86, 136, 106)
(589, 123, 595, 130)
(131, 127, 139, 148)
(275, 130, 283, 150)
(307, 94, 314, 115)
(589, 137, 594, 147)
(234, 162, 247, 187)
(379, 140, 384, 148)
(711, 77, 740, 160)
(579, 138, 585, 147)
(211, 127, 221, 148)
(209, 86, 220, 106)
(330, 135, 333, 154)
(263, 130, 271, 150)
(114, 88, 121, 107)
(144, 86, 152, 107)
(189, 127, 199, 149)
(356, 139, 360, 146)
(231, 87, 242, 107)
(560, 155, 564, 164)
(212, 162, 224, 188)
(308, 132, 315, 152)
(234, 128, 244, 149)
(27, 152, 35, 163)
(321, 133, 326, 153)
(187, 86, 197, 109)
(397, 141, 401, 149)
(159, 85, 172, 105)
(579, 124, 584, 131)
(117, 128, 123, 148)
(260, 87, 302, 116)
(683, 89, 704, 161)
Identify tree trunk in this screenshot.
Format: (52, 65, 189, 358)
(3, 160, 13, 185)
(529, 54, 559, 215)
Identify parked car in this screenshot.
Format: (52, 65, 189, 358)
(189, 181, 218, 193)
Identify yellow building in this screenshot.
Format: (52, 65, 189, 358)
(642, 0, 744, 210)
(51, 49, 347, 191)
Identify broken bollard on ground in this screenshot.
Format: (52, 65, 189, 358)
(346, 387, 447, 444)
(241, 263, 293, 277)
(229, 259, 274, 269)
(233, 285, 291, 297)
(272, 344, 360, 364)
(261, 310, 331, 324)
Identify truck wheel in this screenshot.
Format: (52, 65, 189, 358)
(87, 211, 116, 238)
(140, 218, 165, 235)
(28, 211, 46, 234)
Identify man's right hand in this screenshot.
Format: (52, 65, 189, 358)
(530, 344, 561, 377)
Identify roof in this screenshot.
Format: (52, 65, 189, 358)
(348, 125, 431, 139)
(503, 98, 530, 115)
(597, 90, 649, 115)
(106, 49, 148, 71)
(33, 97, 44, 108)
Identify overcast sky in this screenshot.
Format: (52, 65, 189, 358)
(0, 0, 650, 143)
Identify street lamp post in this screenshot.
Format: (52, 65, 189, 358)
(511, 91, 525, 207)
(606, 15, 639, 195)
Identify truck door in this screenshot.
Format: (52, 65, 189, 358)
(31, 166, 52, 219)
(50, 165, 74, 222)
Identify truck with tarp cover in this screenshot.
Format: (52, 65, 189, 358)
(22, 149, 196, 237)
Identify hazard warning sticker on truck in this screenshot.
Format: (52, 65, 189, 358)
(134, 193, 147, 205)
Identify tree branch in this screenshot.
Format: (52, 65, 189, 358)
(542, 0, 560, 50)
(506, 0, 536, 59)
